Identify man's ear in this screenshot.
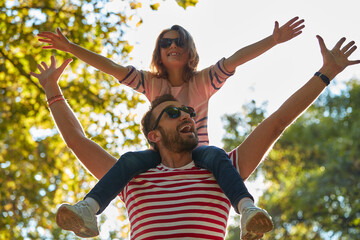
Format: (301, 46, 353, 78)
(148, 130, 161, 144)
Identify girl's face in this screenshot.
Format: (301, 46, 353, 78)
(160, 30, 189, 71)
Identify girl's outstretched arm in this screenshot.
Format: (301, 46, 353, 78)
(236, 36, 360, 180)
(223, 16, 305, 72)
(30, 56, 117, 180)
(37, 28, 129, 81)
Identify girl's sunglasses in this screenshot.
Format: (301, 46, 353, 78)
(152, 106, 196, 130)
(159, 38, 184, 48)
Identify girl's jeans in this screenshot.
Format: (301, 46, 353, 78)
(85, 145, 253, 214)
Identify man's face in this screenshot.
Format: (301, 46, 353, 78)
(152, 101, 198, 153)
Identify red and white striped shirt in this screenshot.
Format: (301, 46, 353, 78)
(119, 58, 235, 146)
(120, 149, 239, 239)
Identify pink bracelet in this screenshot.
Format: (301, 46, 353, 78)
(48, 96, 65, 107)
(47, 94, 63, 102)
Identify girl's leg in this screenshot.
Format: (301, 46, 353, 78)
(85, 149, 161, 214)
(192, 145, 253, 213)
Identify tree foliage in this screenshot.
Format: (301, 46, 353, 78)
(224, 80, 360, 240)
(0, 0, 197, 239)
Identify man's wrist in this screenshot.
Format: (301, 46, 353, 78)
(317, 66, 338, 81)
(44, 84, 62, 99)
(314, 72, 330, 86)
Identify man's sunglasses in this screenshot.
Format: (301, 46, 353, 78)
(159, 38, 184, 48)
(152, 106, 196, 130)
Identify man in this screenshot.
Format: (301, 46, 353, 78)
(30, 35, 359, 239)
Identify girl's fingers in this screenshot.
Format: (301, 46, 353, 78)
(289, 19, 305, 28)
(292, 25, 305, 33)
(29, 72, 39, 78)
(42, 46, 54, 49)
(37, 32, 57, 40)
(285, 16, 299, 26)
(38, 38, 53, 44)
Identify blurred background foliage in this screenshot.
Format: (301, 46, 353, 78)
(0, 0, 197, 239)
(224, 80, 360, 240)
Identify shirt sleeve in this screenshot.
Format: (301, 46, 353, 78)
(193, 57, 235, 100)
(118, 66, 147, 95)
(227, 148, 240, 173)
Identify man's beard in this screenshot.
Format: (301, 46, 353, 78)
(158, 126, 198, 153)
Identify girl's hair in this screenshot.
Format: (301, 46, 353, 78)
(150, 25, 199, 82)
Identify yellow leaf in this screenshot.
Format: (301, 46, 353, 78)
(150, 3, 160, 10)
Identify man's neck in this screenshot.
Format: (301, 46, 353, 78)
(158, 148, 193, 168)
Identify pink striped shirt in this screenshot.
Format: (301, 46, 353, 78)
(120, 148, 239, 239)
(119, 58, 235, 145)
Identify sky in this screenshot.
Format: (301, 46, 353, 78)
(97, 0, 360, 237)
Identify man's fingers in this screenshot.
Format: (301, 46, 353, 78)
(316, 35, 327, 54)
(348, 59, 360, 66)
(50, 56, 56, 68)
(333, 37, 346, 51)
(341, 41, 355, 54)
(58, 58, 73, 73)
(41, 61, 48, 70)
(37, 63, 45, 72)
(345, 46, 357, 57)
(29, 72, 39, 78)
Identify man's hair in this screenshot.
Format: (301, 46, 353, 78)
(141, 94, 178, 150)
(150, 25, 199, 83)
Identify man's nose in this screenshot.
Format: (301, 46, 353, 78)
(180, 110, 191, 120)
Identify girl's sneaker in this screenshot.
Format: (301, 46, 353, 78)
(240, 206, 273, 240)
(56, 201, 99, 238)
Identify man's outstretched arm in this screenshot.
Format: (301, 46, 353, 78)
(236, 36, 360, 180)
(30, 56, 117, 179)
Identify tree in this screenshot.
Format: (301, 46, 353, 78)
(224, 80, 360, 240)
(0, 0, 197, 239)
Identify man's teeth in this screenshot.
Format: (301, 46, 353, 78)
(180, 125, 192, 133)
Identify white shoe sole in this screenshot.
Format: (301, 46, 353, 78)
(56, 204, 99, 238)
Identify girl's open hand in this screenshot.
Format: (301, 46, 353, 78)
(37, 28, 72, 52)
(273, 16, 305, 44)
